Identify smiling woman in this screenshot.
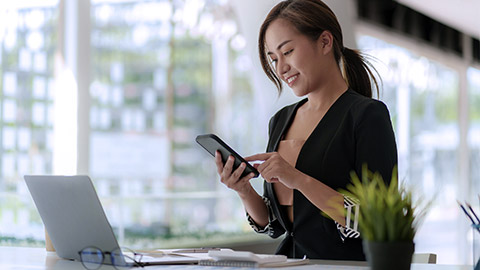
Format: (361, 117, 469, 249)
(204, 0, 397, 260)
(230, 0, 397, 260)
(211, 0, 398, 260)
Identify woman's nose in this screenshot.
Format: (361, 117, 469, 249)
(277, 59, 290, 75)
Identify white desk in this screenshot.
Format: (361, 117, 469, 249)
(0, 246, 472, 270)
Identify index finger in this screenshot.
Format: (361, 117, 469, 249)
(244, 152, 273, 162)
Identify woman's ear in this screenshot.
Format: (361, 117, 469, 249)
(317, 30, 333, 55)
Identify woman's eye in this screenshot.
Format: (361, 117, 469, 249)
(283, 49, 293, 56)
(270, 59, 278, 64)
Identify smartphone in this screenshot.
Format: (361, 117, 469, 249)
(195, 134, 259, 178)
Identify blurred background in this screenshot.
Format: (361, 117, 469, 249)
(0, 0, 478, 265)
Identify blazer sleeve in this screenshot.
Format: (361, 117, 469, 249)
(354, 100, 398, 185)
(246, 196, 285, 238)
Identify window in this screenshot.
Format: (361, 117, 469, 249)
(0, 0, 262, 248)
(0, 2, 57, 246)
(357, 34, 467, 264)
(468, 67, 480, 199)
(89, 0, 259, 248)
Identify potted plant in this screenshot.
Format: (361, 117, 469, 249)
(341, 165, 431, 270)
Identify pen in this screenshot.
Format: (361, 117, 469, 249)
(466, 202, 480, 223)
(458, 200, 480, 233)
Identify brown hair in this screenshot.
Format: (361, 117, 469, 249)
(258, 0, 380, 98)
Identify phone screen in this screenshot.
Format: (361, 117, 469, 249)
(196, 134, 259, 178)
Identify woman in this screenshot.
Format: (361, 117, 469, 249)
(215, 0, 397, 260)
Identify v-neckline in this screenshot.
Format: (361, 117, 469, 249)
(278, 89, 351, 153)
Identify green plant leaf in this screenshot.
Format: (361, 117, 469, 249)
(343, 164, 431, 242)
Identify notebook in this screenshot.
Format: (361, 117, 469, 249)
(199, 250, 309, 268)
(24, 175, 199, 266)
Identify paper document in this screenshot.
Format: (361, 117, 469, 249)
(134, 248, 233, 265)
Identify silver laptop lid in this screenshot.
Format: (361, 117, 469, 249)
(24, 175, 121, 261)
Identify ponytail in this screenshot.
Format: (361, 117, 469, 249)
(341, 47, 380, 98)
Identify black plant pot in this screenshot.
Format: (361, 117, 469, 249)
(363, 240, 415, 270)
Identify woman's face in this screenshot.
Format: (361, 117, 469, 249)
(265, 19, 330, 96)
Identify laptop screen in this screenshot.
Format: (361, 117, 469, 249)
(24, 175, 121, 262)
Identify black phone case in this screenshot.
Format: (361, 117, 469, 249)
(195, 134, 259, 178)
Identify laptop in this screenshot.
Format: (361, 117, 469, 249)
(24, 175, 198, 266)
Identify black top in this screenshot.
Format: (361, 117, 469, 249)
(263, 89, 397, 260)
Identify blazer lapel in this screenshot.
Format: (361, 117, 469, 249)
(265, 98, 307, 232)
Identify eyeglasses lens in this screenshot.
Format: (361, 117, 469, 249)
(80, 247, 103, 270)
(112, 248, 135, 269)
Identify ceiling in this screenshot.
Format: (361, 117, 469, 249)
(396, 0, 480, 40)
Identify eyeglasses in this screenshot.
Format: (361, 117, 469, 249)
(78, 246, 144, 269)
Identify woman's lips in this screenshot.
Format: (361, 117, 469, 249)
(286, 74, 298, 87)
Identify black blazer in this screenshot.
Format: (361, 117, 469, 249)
(263, 89, 397, 260)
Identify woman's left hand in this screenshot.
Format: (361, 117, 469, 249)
(245, 152, 304, 189)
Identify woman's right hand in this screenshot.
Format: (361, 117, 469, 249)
(215, 151, 255, 195)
